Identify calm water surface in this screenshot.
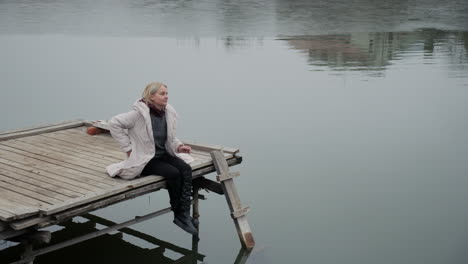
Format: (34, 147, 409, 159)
(1, 1, 468, 263)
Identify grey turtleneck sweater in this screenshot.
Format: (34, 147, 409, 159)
(150, 113, 167, 158)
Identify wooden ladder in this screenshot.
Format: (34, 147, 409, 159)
(210, 150, 255, 250)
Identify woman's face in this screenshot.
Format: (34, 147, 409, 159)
(150, 85, 168, 108)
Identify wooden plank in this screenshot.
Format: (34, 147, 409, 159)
(37, 135, 221, 171)
(9, 216, 53, 231)
(0, 193, 42, 221)
(54, 129, 124, 151)
(0, 120, 84, 141)
(0, 186, 53, 208)
(0, 157, 101, 192)
(0, 197, 37, 216)
(0, 120, 83, 135)
(57, 128, 116, 143)
(24, 135, 121, 164)
(185, 141, 239, 155)
(0, 140, 116, 178)
(217, 171, 240, 182)
(15, 136, 120, 166)
(47, 130, 231, 171)
(189, 153, 211, 163)
(54, 180, 165, 221)
(0, 161, 88, 196)
(0, 210, 15, 222)
(42, 132, 125, 156)
(210, 150, 254, 249)
(66, 127, 116, 144)
(23, 134, 124, 161)
(190, 159, 210, 170)
(62, 127, 235, 166)
(0, 147, 114, 190)
(192, 155, 242, 178)
(0, 140, 119, 183)
(13, 180, 167, 230)
(0, 174, 66, 204)
(9, 155, 243, 228)
(41, 175, 165, 216)
(0, 171, 76, 200)
(231, 206, 251, 219)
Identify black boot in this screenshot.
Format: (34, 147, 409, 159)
(173, 210, 198, 235)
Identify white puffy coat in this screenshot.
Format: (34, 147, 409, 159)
(106, 100, 191, 179)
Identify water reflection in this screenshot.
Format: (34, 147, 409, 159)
(0, 213, 206, 264)
(1, 0, 467, 36)
(280, 29, 468, 74)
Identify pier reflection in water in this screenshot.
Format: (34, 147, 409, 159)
(0, 213, 210, 264)
(0, 213, 255, 264)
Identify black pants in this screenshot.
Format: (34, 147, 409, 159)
(141, 154, 192, 214)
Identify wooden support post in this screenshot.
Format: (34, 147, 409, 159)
(234, 247, 252, 264)
(191, 186, 200, 264)
(210, 150, 255, 249)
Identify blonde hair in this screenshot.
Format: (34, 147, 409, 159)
(142, 82, 167, 104)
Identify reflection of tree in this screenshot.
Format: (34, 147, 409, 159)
(274, 0, 412, 35)
(220, 36, 264, 52)
(281, 29, 468, 72)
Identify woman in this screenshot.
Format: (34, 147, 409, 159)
(106, 82, 198, 235)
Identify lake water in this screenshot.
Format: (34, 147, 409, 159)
(1, 0, 468, 263)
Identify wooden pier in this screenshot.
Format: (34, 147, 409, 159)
(0, 120, 254, 261)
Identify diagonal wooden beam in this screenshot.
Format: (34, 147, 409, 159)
(210, 150, 255, 249)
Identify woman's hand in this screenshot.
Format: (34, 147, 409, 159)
(127, 151, 132, 157)
(177, 144, 192, 154)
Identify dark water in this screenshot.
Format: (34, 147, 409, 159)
(1, 1, 468, 263)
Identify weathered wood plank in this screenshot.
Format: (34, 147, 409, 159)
(0, 210, 15, 222)
(217, 171, 240, 182)
(0, 186, 53, 208)
(189, 153, 211, 162)
(0, 194, 44, 221)
(0, 140, 117, 182)
(0, 174, 67, 203)
(0, 120, 84, 141)
(15, 136, 120, 166)
(42, 132, 125, 156)
(0, 171, 75, 200)
(211, 150, 254, 249)
(192, 155, 242, 178)
(0, 156, 101, 192)
(33, 136, 221, 171)
(0, 161, 88, 196)
(0, 196, 38, 215)
(56, 128, 116, 143)
(67, 127, 116, 144)
(41, 175, 165, 216)
(185, 141, 239, 155)
(45, 130, 228, 171)
(0, 120, 83, 136)
(0, 147, 113, 190)
(54, 130, 124, 152)
(29, 134, 125, 160)
(5, 156, 242, 227)
(11, 180, 167, 230)
(0, 140, 118, 182)
(9, 216, 53, 231)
